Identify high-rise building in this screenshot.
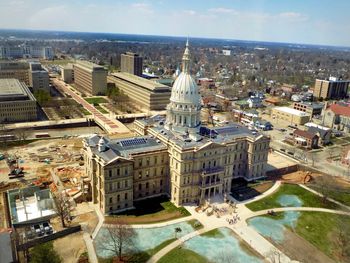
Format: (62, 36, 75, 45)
(313, 77, 350, 100)
(121, 52, 143, 76)
(0, 62, 30, 86)
(84, 42, 270, 214)
(29, 63, 50, 93)
(0, 79, 37, 122)
(73, 61, 107, 95)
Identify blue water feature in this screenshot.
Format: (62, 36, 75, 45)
(94, 221, 195, 258)
(248, 211, 300, 243)
(277, 195, 303, 207)
(184, 227, 262, 263)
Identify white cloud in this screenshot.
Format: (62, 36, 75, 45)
(183, 10, 196, 16)
(278, 12, 308, 22)
(208, 7, 237, 14)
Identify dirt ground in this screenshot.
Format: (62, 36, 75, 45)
(0, 138, 84, 185)
(277, 170, 320, 184)
(274, 228, 334, 263)
(252, 181, 274, 193)
(53, 232, 87, 263)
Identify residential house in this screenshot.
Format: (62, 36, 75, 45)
(307, 126, 331, 146)
(293, 129, 319, 149)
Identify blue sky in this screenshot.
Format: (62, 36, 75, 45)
(0, 0, 349, 46)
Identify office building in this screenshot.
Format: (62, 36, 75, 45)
(73, 61, 107, 95)
(0, 79, 37, 122)
(107, 73, 171, 111)
(0, 61, 30, 86)
(121, 52, 143, 76)
(84, 42, 270, 214)
(60, 64, 74, 83)
(29, 62, 50, 92)
(0, 45, 54, 59)
(292, 102, 324, 117)
(313, 77, 350, 100)
(271, 106, 310, 125)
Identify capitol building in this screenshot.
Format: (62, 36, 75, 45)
(84, 42, 270, 214)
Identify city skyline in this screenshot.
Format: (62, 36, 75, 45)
(0, 0, 349, 47)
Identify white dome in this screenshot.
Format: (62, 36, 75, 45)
(170, 72, 201, 105)
(165, 40, 202, 134)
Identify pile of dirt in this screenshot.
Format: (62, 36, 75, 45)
(281, 171, 321, 184)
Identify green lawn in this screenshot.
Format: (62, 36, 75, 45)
(104, 196, 191, 224)
(201, 228, 224, 238)
(309, 184, 350, 207)
(158, 247, 208, 263)
(246, 183, 340, 211)
(41, 59, 74, 65)
(128, 238, 177, 263)
(187, 219, 203, 230)
(295, 212, 350, 262)
(84, 97, 108, 104)
(80, 108, 91, 115)
(95, 105, 109, 114)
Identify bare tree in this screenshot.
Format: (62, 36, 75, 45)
(317, 175, 334, 204)
(13, 128, 31, 141)
(265, 248, 283, 263)
(100, 219, 136, 262)
(53, 191, 71, 228)
(335, 218, 350, 259)
(216, 249, 238, 263)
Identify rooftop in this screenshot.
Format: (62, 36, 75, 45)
(75, 60, 107, 72)
(274, 106, 310, 117)
(328, 104, 350, 117)
(0, 79, 35, 102)
(86, 135, 167, 162)
(7, 187, 56, 225)
(110, 72, 170, 92)
(294, 129, 317, 140)
(294, 101, 324, 109)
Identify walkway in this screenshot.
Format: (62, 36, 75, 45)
(52, 78, 130, 135)
(249, 206, 350, 218)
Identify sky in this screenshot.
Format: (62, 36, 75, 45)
(0, 0, 350, 46)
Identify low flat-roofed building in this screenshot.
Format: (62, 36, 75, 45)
(0, 79, 37, 122)
(108, 72, 171, 111)
(272, 106, 310, 125)
(74, 61, 107, 95)
(7, 186, 56, 227)
(0, 61, 30, 85)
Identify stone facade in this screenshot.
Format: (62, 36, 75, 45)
(84, 42, 270, 214)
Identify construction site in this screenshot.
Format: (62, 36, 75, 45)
(0, 138, 90, 229)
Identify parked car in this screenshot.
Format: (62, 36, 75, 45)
(42, 222, 53, 234)
(33, 224, 44, 236)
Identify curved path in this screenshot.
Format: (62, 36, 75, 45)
(248, 206, 350, 218)
(147, 182, 350, 263)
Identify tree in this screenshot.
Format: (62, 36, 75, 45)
(174, 227, 182, 238)
(99, 219, 136, 262)
(334, 218, 350, 258)
(317, 175, 335, 204)
(13, 128, 31, 141)
(30, 242, 61, 263)
(53, 192, 71, 228)
(265, 248, 283, 263)
(34, 90, 51, 106)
